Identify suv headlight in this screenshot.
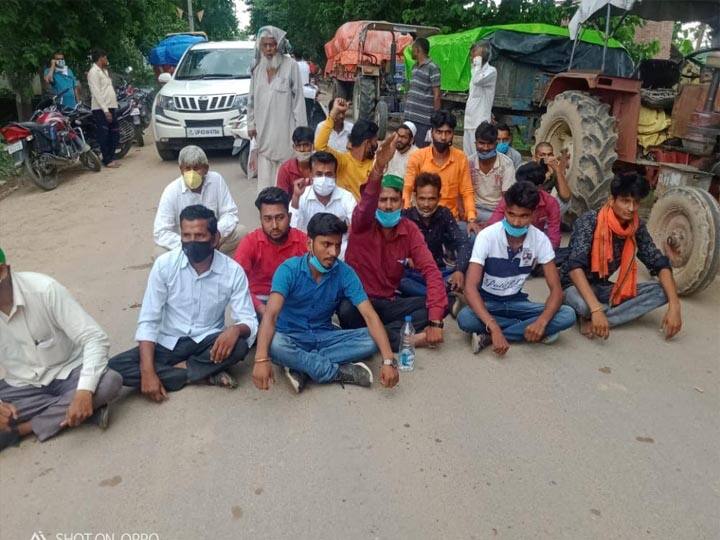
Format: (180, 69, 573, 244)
(157, 95, 176, 112)
(232, 94, 248, 114)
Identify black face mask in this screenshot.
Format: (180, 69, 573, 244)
(182, 240, 214, 263)
(433, 140, 451, 152)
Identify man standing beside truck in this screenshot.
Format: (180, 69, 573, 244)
(248, 26, 307, 193)
(463, 42, 497, 159)
(404, 38, 441, 148)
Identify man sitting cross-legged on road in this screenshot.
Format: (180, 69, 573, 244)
(0, 248, 122, 448)
(400, 172, 471, 312)
(457, 181, 576, 354)
(154, 145, 243, 256)
(562, 172, 681, 340)
(338, 134, 448, 351)
(290, 151, 356, 258)
(109, 205, 258, 400)
(234, 187, 308, 318)
(252, 213, 399, 394)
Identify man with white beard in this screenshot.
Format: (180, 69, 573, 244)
(248, 26, 307, 193)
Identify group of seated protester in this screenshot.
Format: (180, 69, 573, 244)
(0, 127, 682, 451)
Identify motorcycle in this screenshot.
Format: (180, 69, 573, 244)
(229, 113, 254, 178)
(117, 79, 152, 147)
(0, 91, 101, 190)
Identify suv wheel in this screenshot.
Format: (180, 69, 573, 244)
(156, 143, 178, 161)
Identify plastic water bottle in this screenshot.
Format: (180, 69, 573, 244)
(398, 315, 415, 372)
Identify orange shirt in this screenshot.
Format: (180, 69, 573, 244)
(402, 146, 476, 221)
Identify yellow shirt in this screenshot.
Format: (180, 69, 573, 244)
(403, 146, 476, 221)
(315, 117, 372, 200)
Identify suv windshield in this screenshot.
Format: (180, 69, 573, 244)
(175, 48, 254, 80)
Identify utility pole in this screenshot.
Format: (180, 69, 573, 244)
(187, 0, 194, 31)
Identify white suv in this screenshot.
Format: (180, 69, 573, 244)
(152, 40, 254, 161)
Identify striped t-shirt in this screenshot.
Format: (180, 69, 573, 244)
(404, 59, 441, 125)
(470, 221, 555, 300)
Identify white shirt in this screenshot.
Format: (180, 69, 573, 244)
(290, 185, 356, 257)
(314, 120, 353, 153)
(297, 60, 311, 86)
(0, 271, 110, 392)
(386, 145, 418, 179)
(470, 152, 516, 208)
(470, 222, 554, 298)
(464, 62, 497, 130)
(153, 171, 239, 250)
(87, 64, 118, 112)
(135, 249, 258, 350)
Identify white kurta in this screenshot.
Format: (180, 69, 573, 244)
(463, 62, 498, 158)
(248, 56, 307, 191)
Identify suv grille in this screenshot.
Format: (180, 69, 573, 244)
(173, 95, 235, 112)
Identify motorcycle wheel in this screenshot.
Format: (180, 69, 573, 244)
(238, 143, 249, 177)
(25, 154, 59, 191)
(80, 149, 102, 172)
(134, 125, 145, 147)
(115, 138, 133, 159)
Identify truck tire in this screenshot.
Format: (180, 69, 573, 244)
(535, 90, 618, 222)
(332, 80, 353, 100)
(352, 76, 375, 123)
(648, 186, 720, 295)
(375, 100, 388, 140)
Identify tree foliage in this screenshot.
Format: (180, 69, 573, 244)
(246, 0, 657, 65)
(0, 0, 238, 103)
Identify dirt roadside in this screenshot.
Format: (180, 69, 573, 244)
(0, 141, 718, 540)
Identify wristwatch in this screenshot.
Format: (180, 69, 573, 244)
(428, 320, 444, 329)
(383, 358, 398, 368)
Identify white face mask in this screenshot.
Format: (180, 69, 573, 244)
(313, 175, 336, 197)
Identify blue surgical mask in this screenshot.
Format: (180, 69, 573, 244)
(496, 142, 510, 154)
(502, 218, 528, 238)
(309, 254, 335, 274)
(375, 208, 402, 228)
(477, 149, 497, 160)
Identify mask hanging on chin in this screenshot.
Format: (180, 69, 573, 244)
(477, 149, 497, 160)
(183, 170, 203, 190)
(502, 218, 529, 238)
(312, 176, 336, 197)
(417, 206, 438, 218)
(309, 252, 336, 274)
(294, 150, 313, 162)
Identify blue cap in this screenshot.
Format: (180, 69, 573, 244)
(404, 315, 412, 322)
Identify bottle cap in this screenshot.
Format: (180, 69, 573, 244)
(404, 315, 412, 322)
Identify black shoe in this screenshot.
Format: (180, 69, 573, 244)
(334, 362, 373, 387)
(284, 367, 309, 394)
(90, 404, 111, 430)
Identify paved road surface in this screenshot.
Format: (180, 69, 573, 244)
(0, 141, 718, 540)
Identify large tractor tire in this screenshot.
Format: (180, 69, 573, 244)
(352, 76, 376, 123)
(648, 186, 720, 295)
(535, 90, 618, 222)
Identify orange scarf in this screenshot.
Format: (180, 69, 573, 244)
(590, 204, 639, 306)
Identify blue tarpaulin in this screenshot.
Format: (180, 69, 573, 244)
(148, 34, 207, 66)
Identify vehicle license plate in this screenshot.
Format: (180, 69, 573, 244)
(186, 127, 223, 138)
(6, 141, 22, 154)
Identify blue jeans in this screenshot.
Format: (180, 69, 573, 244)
(270, 328, 378, 383)
(399, 267, 455, 297)
(457, 296, 576, 341)
(563, 281, 667, 327)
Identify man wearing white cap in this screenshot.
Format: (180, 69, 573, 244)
(386, 121, 418, 179)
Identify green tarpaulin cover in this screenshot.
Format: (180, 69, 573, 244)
(404, 23, 627, 92)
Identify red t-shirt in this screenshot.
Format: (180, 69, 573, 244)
(276, 158, 306, 196)
(234, 227, 308, 309)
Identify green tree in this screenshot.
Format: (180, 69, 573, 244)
(0, 0, 186, 118)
